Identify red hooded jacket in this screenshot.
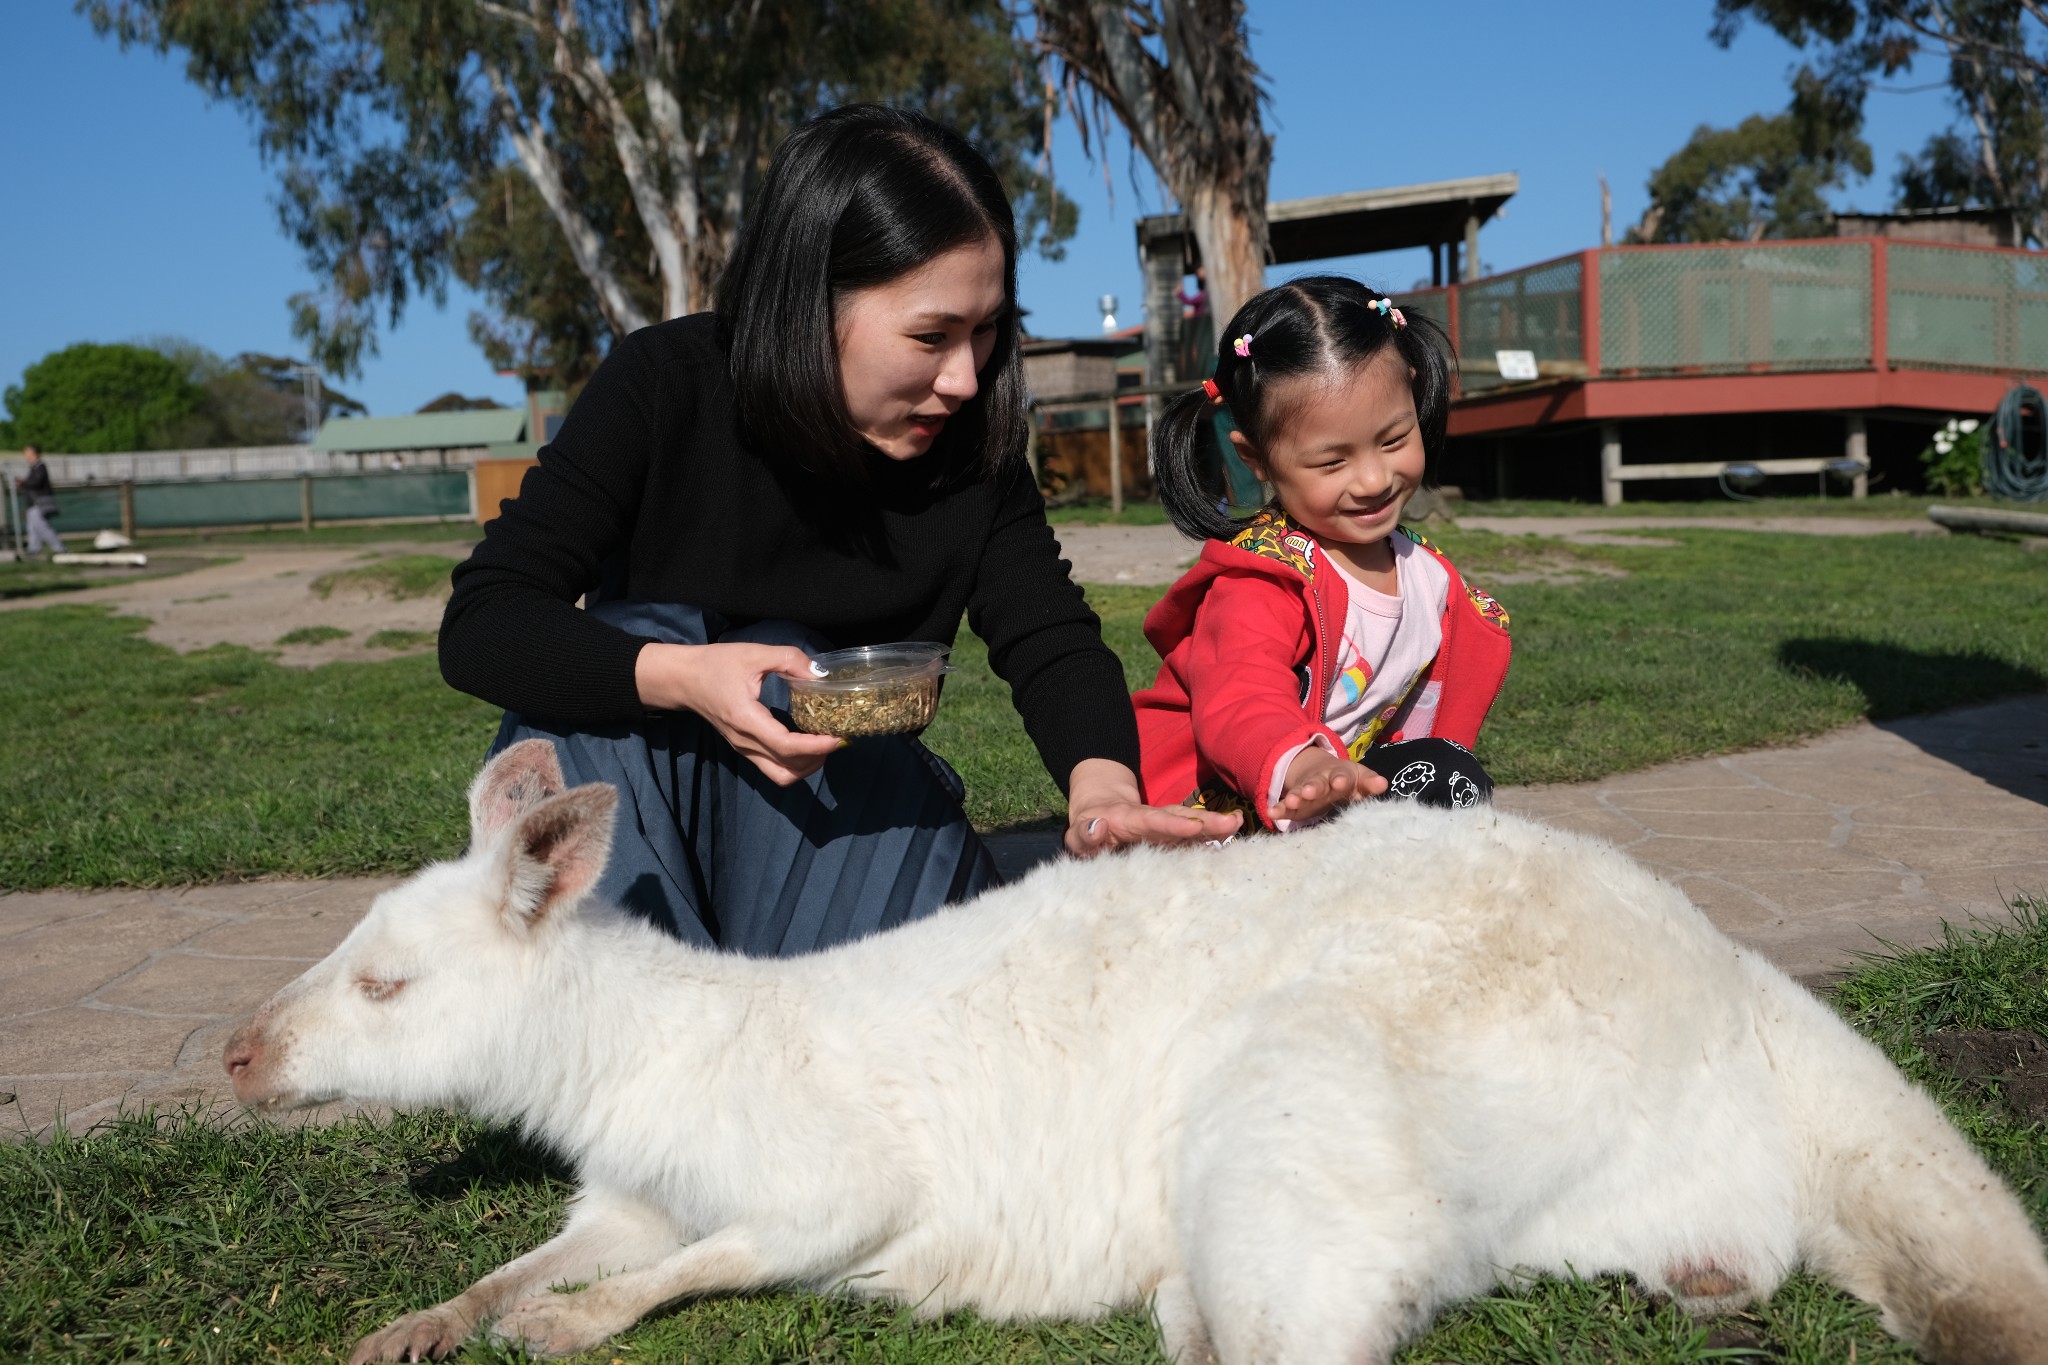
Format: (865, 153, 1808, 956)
(1135, 513, 1512, 827)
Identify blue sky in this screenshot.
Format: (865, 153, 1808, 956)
(3, 2, 1962, 419)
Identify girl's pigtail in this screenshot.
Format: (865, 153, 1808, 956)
(1397, 313, 1456, 479)
(1152, 386, 1243, 543)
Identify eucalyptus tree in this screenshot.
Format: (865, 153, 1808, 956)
(1712, 0, 2048, 244)
(86, 0, 1071, 383)
(1032, 0, 1272, 325)
(1631, 68, 1873, 242)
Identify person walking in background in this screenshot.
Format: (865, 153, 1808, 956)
(14, 445, 66, 557)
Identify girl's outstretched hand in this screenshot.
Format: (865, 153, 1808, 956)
(634, 641, 842, 786)
(1277, 746, 1389, 825)
(1064, 758, 1242, 857)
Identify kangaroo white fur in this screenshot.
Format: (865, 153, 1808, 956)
(224, 740, 2048, 1364)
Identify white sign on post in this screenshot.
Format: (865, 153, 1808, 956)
(1494, 349, 1540, 382)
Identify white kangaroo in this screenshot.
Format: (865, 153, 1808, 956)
(224, 740, 2048, 1365)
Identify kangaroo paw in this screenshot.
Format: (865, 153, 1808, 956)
(348, 1305, 475, 1364)
(489, 1293, 632, 1358)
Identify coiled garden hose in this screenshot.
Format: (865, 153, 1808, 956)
(1986, 385, 2048, 502)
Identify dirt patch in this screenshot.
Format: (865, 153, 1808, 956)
(1920, 1028, 2048, 1123)
(0, 540, 476, 667)
(1047, 523, 1203, 586)
(1487, 552, 1633, 586)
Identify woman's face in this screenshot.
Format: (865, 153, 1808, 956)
(835, 235, 1006, 461)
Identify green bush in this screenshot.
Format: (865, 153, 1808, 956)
(0, 343, 201, 452)
(1919, 417, 1986, 496)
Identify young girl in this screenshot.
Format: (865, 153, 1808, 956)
(1135, 275, 1512, 831)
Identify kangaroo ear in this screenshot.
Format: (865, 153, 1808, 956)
(469, 739, 568, 843)
(500, 785, 618, 932)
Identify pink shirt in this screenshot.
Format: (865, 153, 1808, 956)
(1268, 534, 1450, 826)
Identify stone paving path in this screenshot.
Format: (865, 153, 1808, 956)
(6, 692, 2043, 1139)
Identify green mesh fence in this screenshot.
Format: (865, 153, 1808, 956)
(1887, 243, 2048, 373)
(1600, 242, 1871, 374)
(1400, 286, 1456, 341)
(47, 471, 472, 533)
(1455, 258, 1583, 392)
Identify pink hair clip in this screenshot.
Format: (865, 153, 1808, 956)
(1232, 334, 1253, 359)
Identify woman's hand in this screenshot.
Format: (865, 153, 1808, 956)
(1275, 745, 1388, 825)
(1063, 758, 1242, 857)
(634, 642, 841, 786)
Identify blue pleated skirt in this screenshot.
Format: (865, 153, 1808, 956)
(486, 600, 997, 956)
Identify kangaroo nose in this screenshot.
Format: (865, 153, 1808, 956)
(222, 1027, 261, 1081)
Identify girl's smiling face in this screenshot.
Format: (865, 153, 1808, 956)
(834, 234, 1007, 461)
(1230, 347, 1426, 558)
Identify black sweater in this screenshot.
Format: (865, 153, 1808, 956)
(439, 314, 1140, 790)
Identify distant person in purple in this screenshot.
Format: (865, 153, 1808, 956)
(14, 445, 66, 557)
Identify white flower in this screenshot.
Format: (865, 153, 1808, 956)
(1959, 419, 1980, 433)
(1934, 438, 1954, 453)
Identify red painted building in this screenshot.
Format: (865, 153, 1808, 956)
(1412, 232, 2048, 502)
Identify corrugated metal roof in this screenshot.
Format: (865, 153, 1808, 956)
(312, 408, 528, 452)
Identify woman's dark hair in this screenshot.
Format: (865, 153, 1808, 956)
(718, 104, 1024, 492)
(1153, 275, 1455, 542)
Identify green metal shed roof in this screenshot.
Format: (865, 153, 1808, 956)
(312, 408, 528, 452)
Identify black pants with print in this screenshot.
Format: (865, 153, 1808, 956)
(1360, 737, 1493, 810)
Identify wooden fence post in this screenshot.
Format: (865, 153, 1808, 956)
(1600, 423, 1624, 507)
(119, 481, 135, 538)
(1846, 413, 1869, 499)
(300, 475, 315, 531)
(1108, 398, 1123, 516)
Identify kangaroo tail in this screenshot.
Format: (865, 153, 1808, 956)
(1762, 971, 2048, 1364)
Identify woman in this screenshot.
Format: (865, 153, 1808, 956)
(440, 105, 1240, 955)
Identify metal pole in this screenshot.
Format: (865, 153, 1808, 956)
(300, 474, 315, 532)
(119, 481, 136, 539)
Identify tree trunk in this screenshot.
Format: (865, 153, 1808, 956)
(1182, 183, 1263, 329)
(1037, 0, 1271, 333)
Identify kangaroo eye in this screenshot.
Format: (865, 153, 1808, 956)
(357, 976, 407, 1002)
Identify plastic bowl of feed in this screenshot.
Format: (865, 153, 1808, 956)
(786, 643, 951, 738)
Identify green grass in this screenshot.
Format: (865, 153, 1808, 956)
(1043, 496, 1175, 526)
(6, 898, 2042, 1364)
(1445, 526, 2048, 786)
(1460, 492, 2043, 520)
(308, 555, 461, 601)
(134, 521, 482, 551)
(926, 526, 2048, 822)
(924, 583, 1161, 831)
(1, 528, 2043, 887)
(275, 626, 350, 646)
(0, 554, 220, 601)
(0, 608, 498, 888)
(0, 562, 89, 599)
(365, 628, 437, 650)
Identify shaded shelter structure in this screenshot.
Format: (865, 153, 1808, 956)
(1135, 173, 1519, 393)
